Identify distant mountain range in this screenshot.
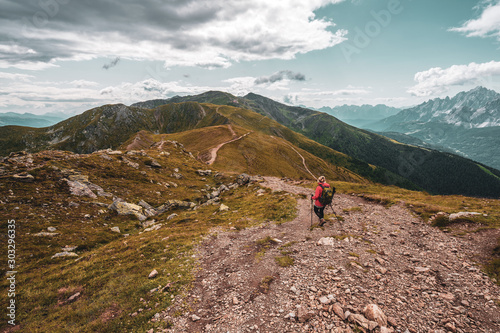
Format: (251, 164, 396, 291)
(316, 104, 401, 128)
(362, 87, 500, 170)
(1, 91, 499, 197)
(133, 91, 500, 197)
(371, 86, 500, 130)
(0, 112, 66, 128)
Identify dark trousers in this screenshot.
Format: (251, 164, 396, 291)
(314, 205, 324, 219)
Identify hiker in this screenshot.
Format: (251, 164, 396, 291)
(311, 176, 331, 226)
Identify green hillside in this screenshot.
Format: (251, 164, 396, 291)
(137, 91, 500, 198)
(0, 101, 411, 189)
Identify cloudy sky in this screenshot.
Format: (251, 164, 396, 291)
(1, 0, 500, 115)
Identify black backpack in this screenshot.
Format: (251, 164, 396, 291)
(319, 184, 335, 206)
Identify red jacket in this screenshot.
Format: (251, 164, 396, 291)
(312, 182, 330, 207)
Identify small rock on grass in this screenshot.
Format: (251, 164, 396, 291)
(148, 269, 158, 279)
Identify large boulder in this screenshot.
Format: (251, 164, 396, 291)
(237, 173, 251, 186)
(109, 200, 147, 221)
(65, 180, 98, 198)
(156, 200, 196, 214)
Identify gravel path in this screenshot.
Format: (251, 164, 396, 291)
(161, 177, 500, 333)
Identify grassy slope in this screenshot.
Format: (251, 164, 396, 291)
(0, 102, 228, 155)
(212, 104, 414, 189)
(242, 94, 500, 197)
(0, 145, 297, 332)
(145, 125, 365, 183)
(149, 91, 500, 197)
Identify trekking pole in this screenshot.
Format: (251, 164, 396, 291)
(310, 198, 313, 228)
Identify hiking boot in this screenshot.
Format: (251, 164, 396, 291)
(319, 219, 326, 226)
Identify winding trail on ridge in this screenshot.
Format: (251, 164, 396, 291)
(278, 137, 317, 180)
(163, 177, 500, 332)
(206, 125, 252, 165)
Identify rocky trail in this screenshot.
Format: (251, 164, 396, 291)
(159, 177, 500, 332)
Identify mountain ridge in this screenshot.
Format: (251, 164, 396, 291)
(130, 90, 500, 197)
(364, 87, 500, 170)
(2, 93, 500, 197)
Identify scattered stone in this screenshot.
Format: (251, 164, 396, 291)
(11, 173, 34, 182)
(122, 157, 139, 169)
(197, 170, 212, 176)
(110, 226, 121, 233)
(171, 172, 183, 179)
(52, 252, 78, 259)
(319, 296, 331, 305)
(109, 200, 147, 221)
(348, 313, 371, 330)
(166, 213, 178, 221)
(414, 267, 430, 273)
(332, 303, 345, 320)
(66, 179, 98, 198)
(376, 266, 388, 275)
(237, 173, 251, 186)
(444, 322, 457, 332)
(146, 158, 162, 168)
(138, 200, 155, 210)
(67, 292, 81, 303)
(449, 212, 482, 221)
(148, 269, 158, 279)
(142, 220, 156, 229)
(297, 306, 314, 323)
(387, 316, 397, 327)
(47, 227, 57, 232)
(191, 314, 201, 322)
(439, 292, 455, 302)
(144, 224, 162, 232)
(317, 237, 336, 246)
(34, 232, 59, 237)
(100, 153, 113, 161)
(219, 204, 229, 212)
(363, 304, 387, 327)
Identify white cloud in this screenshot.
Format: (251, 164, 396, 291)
(305, 87, 371, 97)
(99, 79, 213, 103)
(70, 80, 100, 88)
(0, 0, 347, 70)
(0, 60, 58, 71)
(407, 61, 500, 96)
(450, 1, 500, 39)
(277, 86, 372, 107)
(0, 72, 35, 81)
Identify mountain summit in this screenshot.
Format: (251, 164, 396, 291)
(382, 86, 500, 129)
(129, 91, 500, 197)
(365, 87, 500, 170)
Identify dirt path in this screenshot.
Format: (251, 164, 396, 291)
(162, 178, 500, 332)
(206, 126, 252, 165)
(279, 138, 317, 180)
